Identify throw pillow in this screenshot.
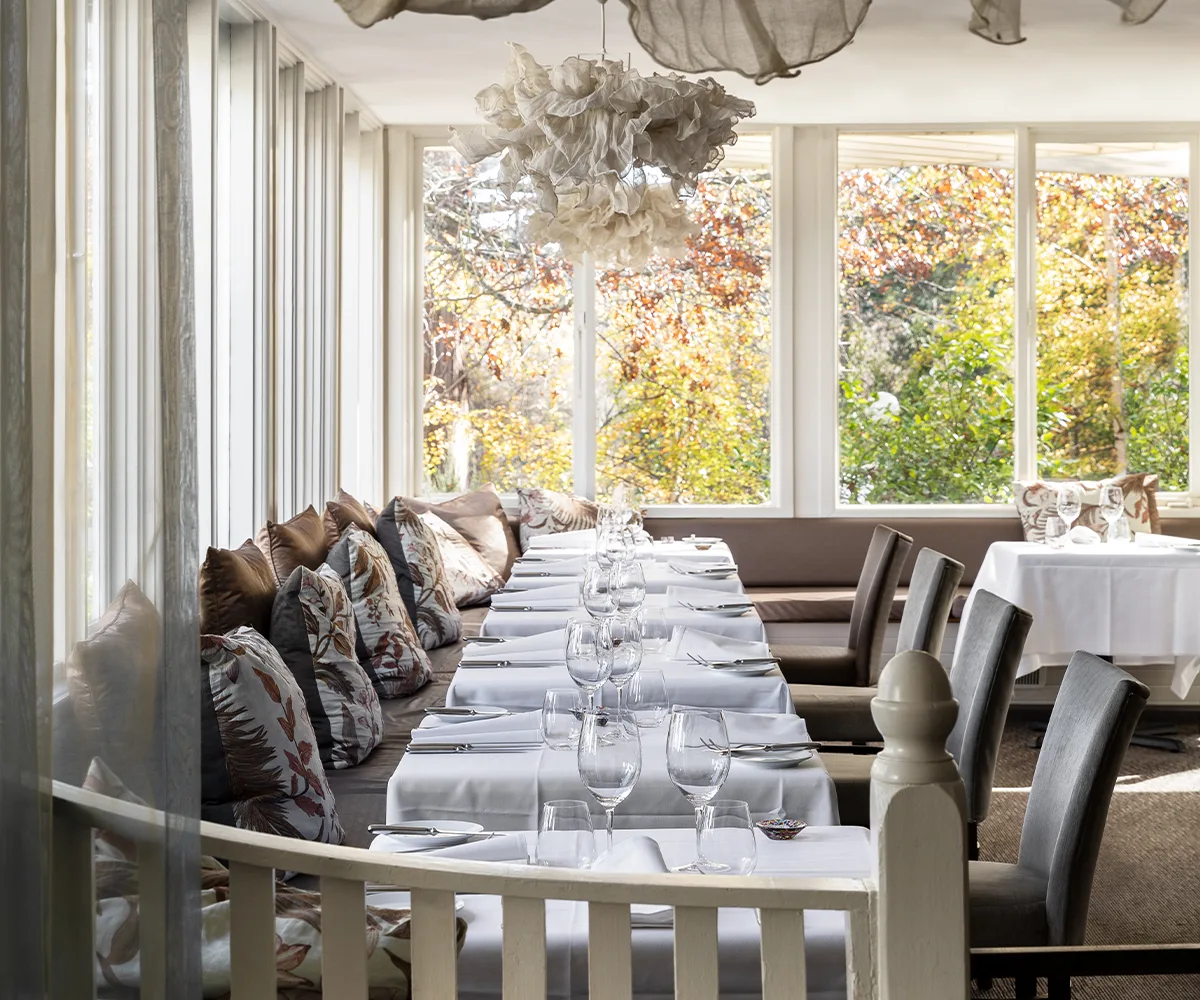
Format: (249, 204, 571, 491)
(405, 483, 520, 577)
(200, 627, 344, 844)
(325, 526, 433, 698)
(65, 580, 161, 799)
(269, 564, 384, 769)
(376, 497, 463, 648)
(1013, 473, 1160, 542)
(199, 539, 278, 636)
(256, 505, 329, 586)
(323, 487, 378, 549)
(517, 486, 599, 552)
(419, 511, 503, 607)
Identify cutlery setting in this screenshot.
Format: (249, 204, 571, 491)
(680, 600, 754, 613)
(457, 659, 561, 668)
(701, 738, 821, 754)
(406, 742, 543, 754)
(685, 653, 779, 669)
(424, 707, 513, 717)
(489, 604, 576, 612)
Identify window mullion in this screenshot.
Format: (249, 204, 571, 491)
(573, 255, 597, 499)
(1014, 126, 1038, 483)
(1189, 134, 1200, 499)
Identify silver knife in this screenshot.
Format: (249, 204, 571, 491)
(368, 823, 486, 836)
(424, 706, 512, 716)
(707, 657, 780, 667)
(406, 742, 543, 753)
(462, 635, 505, 644)
(489, 605, 574, 612)
(457, 660, 561, 668)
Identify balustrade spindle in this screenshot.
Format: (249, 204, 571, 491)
(502, 895, 547, 999)
(587, 901, 633, 1000)
(51, 818, 95, 999)
(760, 908, 806, 1000)
(673, 906, 718, 1000)
(320, 876, 368, 998)
(411, 887, 459, 1000)
(229, 861, 276, 998)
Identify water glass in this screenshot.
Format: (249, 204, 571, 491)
(700, 800, 758, 876)
(1057, 483, 1083, 532)
(535, 800, 596, 868)
(1108, 514, 1132, 544)
(666, 706, 731, 872)
(604, 526, 636, 566)
(640, 609, 672, 653)
(1044, 514, 1068, 549)
(582, 561, 617, 620)
(604, 614, 644, 712)
(625, 669, 669, 729)
(565, 618, 613, 708)
(578, 709, 642, 854)
(541, 688, 584, 750)
(1100, 485, 1124, 541)
(613, 559, 647, 615)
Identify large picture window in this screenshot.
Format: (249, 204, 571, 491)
(422, 137, 775, 507)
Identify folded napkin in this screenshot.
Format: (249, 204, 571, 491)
(669, 627, 771, 663)
(490, 583, 580, 608)
(459, 628, 568, 664)
(665, 586, 754, 609)
(722, 711, 811, 747)
(511, 555, 588, 576)
(369, 832, 530, 863)
(527, 529, 597, 550)
(591, 837, 674, 927)
(410, 711, 542, 746)
(1068, 525, 1101, 545)
(667, 561, 737, 576)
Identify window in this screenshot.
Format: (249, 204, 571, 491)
(1035, 142, 1190, 489)
(421, 135, 775, 507)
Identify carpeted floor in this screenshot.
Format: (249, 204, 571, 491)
(972, 719, 1200, 999)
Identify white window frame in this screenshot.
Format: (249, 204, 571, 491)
(401, 125, 794, 518)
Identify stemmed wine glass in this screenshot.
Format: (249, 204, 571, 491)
(582, 560, 618, 621)
(577, 708, 642, 855)
(604, 613, 643, 718)
(565, 618, 613, 710)
(1099, 485, 1124, 542)
(604, 525, 636, 566)
(666, 706, 731, 872)
(612, 559, 647, 617)
(1057, 483, 1084, 538)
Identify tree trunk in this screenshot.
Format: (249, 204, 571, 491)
(1106, 209, 1127, 476)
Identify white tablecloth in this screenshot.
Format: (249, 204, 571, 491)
(482, 594, 767, 642)
(508, 561, 745, 595)
(387, 714, 838, 830)
(368, 825, 868, 1000)
(446, 652, 793, 715)
(966, 541, 1200, 696)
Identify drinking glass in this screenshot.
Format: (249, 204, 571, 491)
(1057, 483, 1083, 533)
(604, 614, 643, 715)
(1108, 514, 1132, 544)
(594, 521, 614, 569)
(640, 609, 672, 653)
(604, 526, 635, 566)
(577, 709, 642, 854)
(535, 800, 596, 868)
(625, 669, 669, 729)
(666, 706, 731, 872)
(699, 800, 758, 876)
(613, 560, 647, 616)
(1044, 515, 1068, 549)
(1100, 485, 1124, 541)
(541, 688, 584, 750)
(565, 618, 612, 708)
(582, 560, 617, 621)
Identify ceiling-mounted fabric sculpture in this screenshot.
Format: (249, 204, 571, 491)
(336, 0, 1172, 82)
(449, 44, 755, 268)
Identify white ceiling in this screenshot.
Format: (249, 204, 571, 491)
(253, 0, 1200, 126)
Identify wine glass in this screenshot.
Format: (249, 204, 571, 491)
(565, 618, 612, 709)
(535, 800, 596, 868)
(613, 559, 647, 616)
(1099, 485, 1124, 542)
(604, 614, 643, 717)
(577, 709, 642, 855)
(582, 560, 617, 621)
(700, 800, 758, 876)
(666, 706, 731, 872)
(541, 688, 584, 749)
(604, 525, 635, 566)
(625, 669, 669, 729)
(1057, 483, 1084, 536)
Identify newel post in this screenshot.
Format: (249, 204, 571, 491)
(870, 651, 969, 1000)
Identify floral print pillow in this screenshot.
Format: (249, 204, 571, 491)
(419, 511, 503, 607)
(376, 498, 463, 648)
(517, 486, 599, 552)
(269, 564, 383, 769)
(325, 526, 433, 697)
(1013, 473, 1160, 542)
(200, 628, 344, 844)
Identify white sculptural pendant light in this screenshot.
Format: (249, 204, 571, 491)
(449, 0, 756, 268)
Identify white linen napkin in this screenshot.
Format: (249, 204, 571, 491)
(511, 555, 588, 576)
(591, 837, 674, 927)
(410, 710, 542, 746)
(665, 586, 754, 609)
(527, 529, 597, 550)
(668, 627, 771, 663)
(490, 583, 580, 608)
(721, 711, 811, 746)
(459, 629, 567, 664)
(1068, 525, 1101, 545)
(368, 832, 530, 863)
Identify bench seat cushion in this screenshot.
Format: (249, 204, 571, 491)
(748, 585, 970, 625)
(790, 683, 882, 743)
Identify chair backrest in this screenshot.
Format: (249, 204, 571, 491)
(945, 590, 1032, 824)
(848, 525, 914, 686)
(895, 548, 965, 658)
(1017, 652, 1149, 945)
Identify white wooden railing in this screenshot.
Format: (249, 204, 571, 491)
(50, 650, 968, 1000)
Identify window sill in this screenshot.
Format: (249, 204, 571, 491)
(833, 504, 1018, 519)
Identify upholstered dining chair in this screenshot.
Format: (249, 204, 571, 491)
(786, 543, 959, 743)
(969, 652, 1148, 999)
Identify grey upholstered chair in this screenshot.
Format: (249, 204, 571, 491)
(775, 525, 913, 690)
(787, 544, 958, 743)
(970, 653, 1148, 981)
(946, 589, 1032, 859)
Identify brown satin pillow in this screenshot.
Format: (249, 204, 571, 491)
(256, 505, 328, 586)
(404, 484, 519, 578)
(323, 488, 377, 549)
(199, 539, 278, 636)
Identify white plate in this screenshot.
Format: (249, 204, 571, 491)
(682, 536, 722, 545)
(689, 605, 753, 618)
(731, 748, 814, 769)
(373, 821, 486, 851)
(708, 662, 776, 676)
(425, 707, 511, 723)
(365, 890, 467, 913)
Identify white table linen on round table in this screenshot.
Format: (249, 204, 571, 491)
(481, 593, 767, 642)
(367, 825, 868, 1000)
(965, 541, 1200, 696)
(446, 652, 793, 714)
(387, 713, 838, 830)
(508, 561, 745, 595)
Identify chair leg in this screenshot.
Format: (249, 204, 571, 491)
(1015, 975, 1038, 1000)
(1047, 975, 1071, 999)
(967, 821, 979, 861)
